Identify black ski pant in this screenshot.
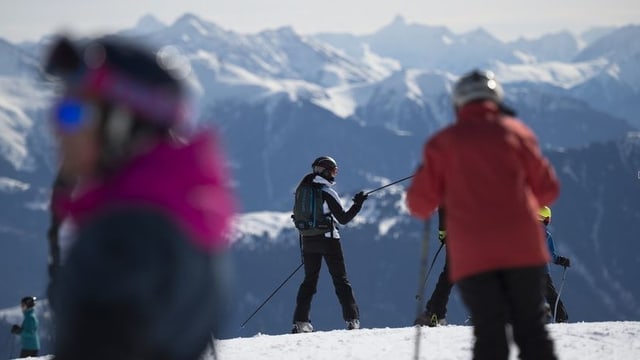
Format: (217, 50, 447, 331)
(293, 238, 359, 322)
(543, 273, 568, 322)
(19, 349, 39, 358)
(425, 255, 453, 318)
(457, 266, 557, 360)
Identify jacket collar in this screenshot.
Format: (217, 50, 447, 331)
(313, 174, 335, 187)
(457, 100, 501, 122)
(23, 308, 35, 315)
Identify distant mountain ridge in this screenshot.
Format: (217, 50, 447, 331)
(0, 13, 639, 335)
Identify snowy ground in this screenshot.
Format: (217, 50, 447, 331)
(19, 321, 640, 360)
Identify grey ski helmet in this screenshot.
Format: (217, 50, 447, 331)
(452, 69, 504, 108)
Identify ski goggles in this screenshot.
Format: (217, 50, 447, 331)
(51, 98, 97, 134)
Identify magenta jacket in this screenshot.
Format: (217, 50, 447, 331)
(62, 130, 236, 252)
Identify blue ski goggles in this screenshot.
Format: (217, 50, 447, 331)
(51, 98, 96, 133)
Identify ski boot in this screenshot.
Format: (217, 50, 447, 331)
(414, 311, 446, 327)
(291, 321, 313, 334)
(346, 319, 360, 330)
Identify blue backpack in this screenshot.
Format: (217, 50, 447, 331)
(292, 182, 332, 236)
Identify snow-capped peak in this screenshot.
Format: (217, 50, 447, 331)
(134, 14, 166, 33)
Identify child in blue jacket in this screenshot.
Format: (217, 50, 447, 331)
(11, 296, 40, 358)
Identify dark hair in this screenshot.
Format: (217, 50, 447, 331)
(21, 296, 36, 308)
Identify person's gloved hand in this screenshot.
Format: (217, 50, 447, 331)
(353, 191, 368, 206)
(10, 324, 20, 334)
(438, 230, 447, 245)
(555, 256, 571, 267)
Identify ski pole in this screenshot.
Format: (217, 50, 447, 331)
(3, 332, 12, 359)
(240, 262, 304, 328)
(414, 219, 431, 360)
(553, 266, 568, 323)
(8, 332, 15, 360)
(415, 242, 445, 301)
(364, 175, 415, 196)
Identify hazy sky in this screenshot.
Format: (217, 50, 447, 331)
(1, 0, 638, 43)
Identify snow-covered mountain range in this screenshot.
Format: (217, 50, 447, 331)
(0, 13, 639, 341)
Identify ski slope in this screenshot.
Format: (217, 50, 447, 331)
(17, 321, 640, 359)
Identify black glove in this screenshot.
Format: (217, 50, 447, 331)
(10, 324, 20, 334)
(353, 191, 368, 206)
(555, 256, 571, 268)
(438, 230, 447, 245)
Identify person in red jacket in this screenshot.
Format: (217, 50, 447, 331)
(406, 70, 560, 360)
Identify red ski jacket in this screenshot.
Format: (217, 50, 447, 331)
(406, 100, 560, 282)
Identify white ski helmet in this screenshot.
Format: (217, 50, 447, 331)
(452, 69, 504, 108)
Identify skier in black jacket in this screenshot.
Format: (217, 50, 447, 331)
(291, 156, 368, 333)
(414, 207, 453, 327)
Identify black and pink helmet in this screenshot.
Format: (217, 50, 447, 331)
(44, 35, 189, 130)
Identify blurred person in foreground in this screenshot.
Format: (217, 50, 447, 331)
(44, 34, 236, 360)
(406, 70, 560, 360)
